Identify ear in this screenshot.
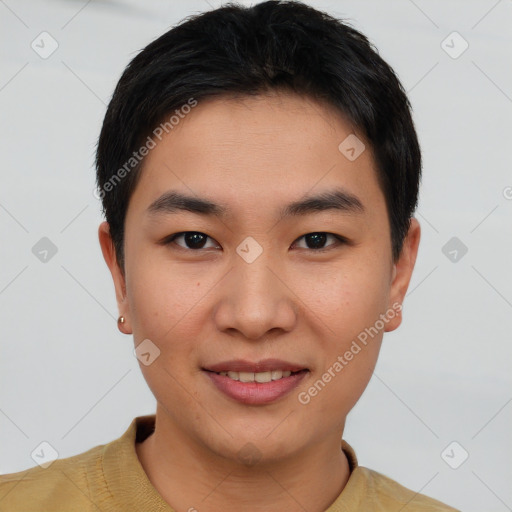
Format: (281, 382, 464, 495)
(98, 221, 132, 334)
(384, 217, 421, 332)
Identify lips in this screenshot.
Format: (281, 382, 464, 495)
(202, 359, 309, 405)
(203, 358, 307, 373)
(204, 369, 308, 405)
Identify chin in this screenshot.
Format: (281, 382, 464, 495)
(202, 422, 309, 466)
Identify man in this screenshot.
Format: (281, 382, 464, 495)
(0, 1, 459, 510)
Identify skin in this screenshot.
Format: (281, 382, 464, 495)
(99, 90, 420, 512)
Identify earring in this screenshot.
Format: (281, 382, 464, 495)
(118, 315, 125, 325)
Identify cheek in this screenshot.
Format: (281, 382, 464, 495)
(124, 260, 209, 410)
(311, 345, 381, 422)
(292, 253, 391, 335)
(125, 247, 210, 340)
(124, 273, 196, 390)
(294, 255, 388, 411)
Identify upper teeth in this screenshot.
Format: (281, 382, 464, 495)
(217, 370, 292, 383)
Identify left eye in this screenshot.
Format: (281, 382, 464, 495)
(293, 232, 345, 251)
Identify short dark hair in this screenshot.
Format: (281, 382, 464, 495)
(95, 0, 421, 271)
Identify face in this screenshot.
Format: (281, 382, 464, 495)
(99, 91, 420, 463)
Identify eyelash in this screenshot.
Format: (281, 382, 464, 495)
(161, 231, 348, 253)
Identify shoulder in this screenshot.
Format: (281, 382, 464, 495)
(358, 466, 460, 511)
(0, 442, 106, 512)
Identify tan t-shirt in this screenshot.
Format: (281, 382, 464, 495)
(0, 414, 459, 511)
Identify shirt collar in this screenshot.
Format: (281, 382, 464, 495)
(101, 414, 366, 511)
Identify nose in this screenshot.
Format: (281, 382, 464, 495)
(213, 250, 297, 341)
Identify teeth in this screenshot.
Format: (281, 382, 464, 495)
(217, 370, 293, 382)
(255, 371, 272, 382)
(239, 372, 254, 382)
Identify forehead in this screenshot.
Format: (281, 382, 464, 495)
(127, 91, 385, 222)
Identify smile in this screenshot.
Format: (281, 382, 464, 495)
(202, 365, 309, 405)
(213, 369, 296, 382)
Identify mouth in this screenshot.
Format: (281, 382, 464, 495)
(202, 359, 309, 405)
(203, 358, 308, 374)
(203, 368, 308, 383)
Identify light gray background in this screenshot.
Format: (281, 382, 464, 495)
(1, 1, 511, 511)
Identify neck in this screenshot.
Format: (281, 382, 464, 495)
(135, 412, 351, 512)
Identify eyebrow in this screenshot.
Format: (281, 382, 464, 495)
(146, 187, 365, 220)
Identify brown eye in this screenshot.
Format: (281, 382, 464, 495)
(293, 232, 346, 251)
(164, 232, 219, 250)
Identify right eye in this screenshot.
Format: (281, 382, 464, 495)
(162, 231, 221, 251)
